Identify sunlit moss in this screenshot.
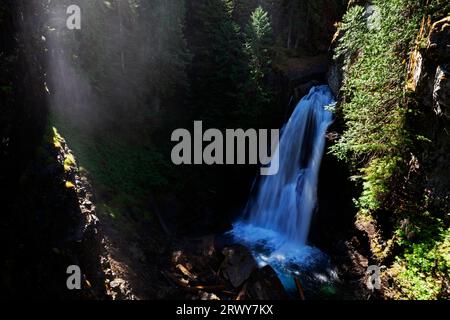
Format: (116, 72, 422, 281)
(64, 153, 76, 172)
(52, 126, 63, 149)
(65, 181, 75, 189)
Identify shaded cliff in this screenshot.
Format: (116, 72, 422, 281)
(324, 0, 449, 299)
(0, 1, 110, 300)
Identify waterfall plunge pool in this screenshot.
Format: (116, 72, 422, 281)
(229, 222, 342, 299)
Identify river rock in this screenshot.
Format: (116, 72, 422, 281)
(246, 265, 288, 300)
(220, 245, 257, 288)
(199, 291, 220, 301)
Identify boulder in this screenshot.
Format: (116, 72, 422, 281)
(220, 245, 257, 288)
(246, 265, 288, 300)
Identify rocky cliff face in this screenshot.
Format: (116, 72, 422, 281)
(408, 16, 450, 202)
(0, 2, 112, 300)
(324, 1, 449, 299)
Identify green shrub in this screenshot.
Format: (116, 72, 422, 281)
(393, 214, 449, 299)
(332, 0, 449, 299)
(331, 0, 423, 212)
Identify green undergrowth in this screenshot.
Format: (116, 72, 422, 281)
(48, 117, 172, 229)
(391, 209, 449, 299)
(332, 0, 422, 214)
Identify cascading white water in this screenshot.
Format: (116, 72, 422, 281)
(247, 85, 334, 245)
(230, 85, 336, 292)
(238, 85, 334, 244)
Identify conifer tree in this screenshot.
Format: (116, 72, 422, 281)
(185, 0, 246, 128)
(244, 6, 273, 110)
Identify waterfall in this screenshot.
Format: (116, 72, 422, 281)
(240, 85, 334, 245)
(230, 86, 336, 292)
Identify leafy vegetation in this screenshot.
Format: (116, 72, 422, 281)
(390, 211, 449, 299)
(52, 119, 171, 226)
(333, 0, 449, 299)
(332, 0, 422, 214)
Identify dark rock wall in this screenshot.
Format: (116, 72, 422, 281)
(0, 1, 108, 299)
(0, 1, 48, 184)
(408, 16, 450, 208)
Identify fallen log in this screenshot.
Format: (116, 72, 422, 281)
(294, 276, 306, 300)
(176, 264, 197, 280)
(161, 271, 226, 293)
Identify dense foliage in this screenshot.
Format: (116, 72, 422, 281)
(186, 1, 274, 129)
(332, 0, 449, 299)
(332, 1, 421, 213)
(42, 0, 277, 234)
